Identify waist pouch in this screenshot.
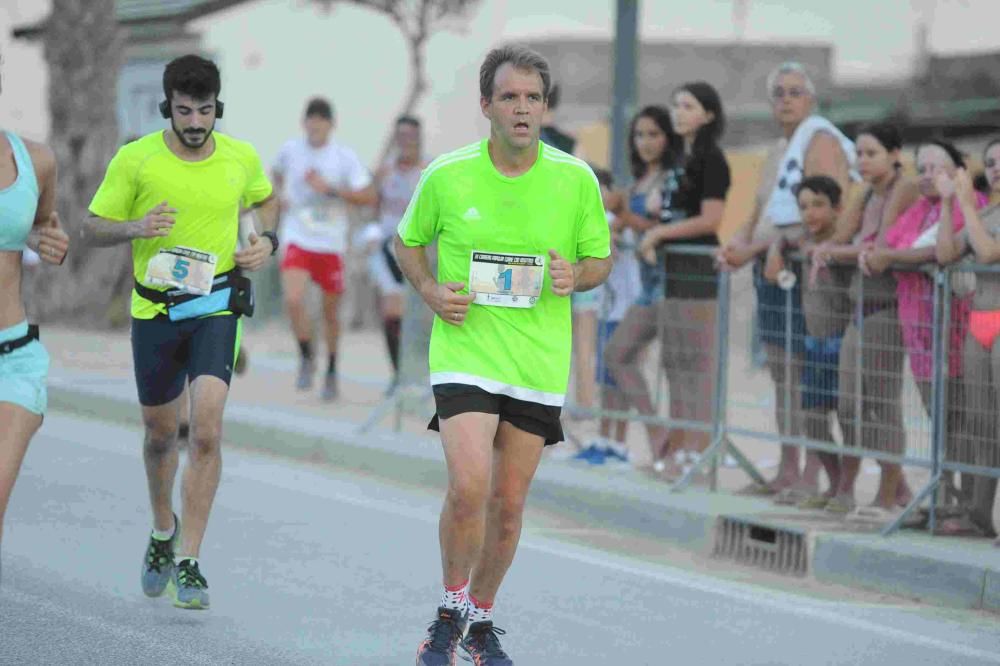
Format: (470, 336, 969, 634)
(0, 324, 39, 356)
(381, 238, 404, 283)
(134, 269, 254, 322)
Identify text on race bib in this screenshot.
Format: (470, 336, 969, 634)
(297, 203, 349, 252)
(144, 246, 218, 296)
(469, 251, 545, 309)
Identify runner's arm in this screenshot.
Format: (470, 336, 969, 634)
(393, 235, 435, 295)
(573, 255, 612, 292)
(249, 194, 279, 233)
(333, 183, 377, 207)
(82, 204, 175, 247)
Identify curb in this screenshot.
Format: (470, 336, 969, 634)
(47, 383, 1000, 613)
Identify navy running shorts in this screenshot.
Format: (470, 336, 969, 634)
(131, 315, 242, 406)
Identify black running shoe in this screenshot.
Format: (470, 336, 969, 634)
(172, 558, 210, 609)
(140, 513, 178, 597)
(416, 606, 466, 665)
(461, 621, 513, 665)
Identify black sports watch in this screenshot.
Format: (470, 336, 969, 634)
(261, 230, 279, 256)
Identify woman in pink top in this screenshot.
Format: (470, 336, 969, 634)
(936, 154, 1000, 541)
(862, 141, 987, 506)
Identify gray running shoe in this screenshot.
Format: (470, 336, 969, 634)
(320, 372, 338, 401)
(416, 606, 466, 666)
(141, 514, 178, 598)
(296, 357, 315, 390)
(461, 621, 513, 665)
(171, 558, 210, 610)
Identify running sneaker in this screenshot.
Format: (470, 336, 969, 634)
(321, 372, 338, 401)
(296, 357, 315, 390)
(416, 606, 466, 666)
(602, 443, 630, 465)
(571, 443, 606, 465)
(461, 621, 513, 665)
(141, 513, 178, 598)
(171, 558, 210, 610)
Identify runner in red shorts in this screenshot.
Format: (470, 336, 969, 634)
(272, 97, 377, 400)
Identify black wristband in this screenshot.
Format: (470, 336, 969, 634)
(261, 230, 279, 256)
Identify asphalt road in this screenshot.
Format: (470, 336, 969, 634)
(2, 413, 998, 665)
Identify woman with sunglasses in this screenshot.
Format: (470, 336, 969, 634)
(717, 62, 855, 500)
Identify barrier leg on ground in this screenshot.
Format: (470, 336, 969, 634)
(671, 271, 766, 492)
(358, 281, 434, 435)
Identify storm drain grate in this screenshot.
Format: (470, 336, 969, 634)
(713, 517, 808, 576)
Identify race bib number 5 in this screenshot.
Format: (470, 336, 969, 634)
(144, 246, 218, 296)
(469, 251, 545, 308)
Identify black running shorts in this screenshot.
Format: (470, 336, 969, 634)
(428, 383, 564, 445)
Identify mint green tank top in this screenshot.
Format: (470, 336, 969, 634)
(0, 132, 39, 251)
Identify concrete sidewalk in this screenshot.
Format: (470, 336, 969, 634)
(41, 323, 1000, 614)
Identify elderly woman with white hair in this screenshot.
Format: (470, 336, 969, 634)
(718, 62, 857, 500)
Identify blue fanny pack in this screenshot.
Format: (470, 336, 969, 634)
(134, 269, 254, 322)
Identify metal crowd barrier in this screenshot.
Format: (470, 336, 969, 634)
(561, 244, 1000, 539)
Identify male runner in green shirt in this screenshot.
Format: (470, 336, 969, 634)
(84, 55, 278, 610)
(399, 45, 611, 665)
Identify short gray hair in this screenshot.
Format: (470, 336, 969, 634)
(479, 45, 551, 101)
(765, 61, 816, 97)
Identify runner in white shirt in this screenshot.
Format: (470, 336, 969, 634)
(272, 97, 377, 400)
(369, 115, 428, 392)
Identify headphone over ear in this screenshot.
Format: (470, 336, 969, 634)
(159, 99, 225, 119)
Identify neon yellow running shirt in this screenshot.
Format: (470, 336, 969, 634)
(398, 139, 610, 405)
(89, 131, 273, 319)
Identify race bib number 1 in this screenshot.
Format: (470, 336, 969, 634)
(144, 247, 217, 296)
(469, 250, 545, 308)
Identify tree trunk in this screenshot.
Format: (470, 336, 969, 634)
(373, 33, 429, 167)
(26, 0, 130, 328)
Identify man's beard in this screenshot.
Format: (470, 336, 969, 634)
(171, 120, 214, 149)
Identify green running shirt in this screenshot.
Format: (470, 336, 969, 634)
(398, 139, 610, 406)
(89, 131, 273, 319)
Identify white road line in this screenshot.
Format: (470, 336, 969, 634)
(226, 460, 1000, 663)
(41, 417, 1000, 663)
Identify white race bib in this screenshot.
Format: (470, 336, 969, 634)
(469, 250, 545, 308)
(144, 247, 218, 296)
(297, 203, 348, 252)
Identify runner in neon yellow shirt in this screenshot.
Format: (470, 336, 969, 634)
(399, 46, 611, 666)
(84, 55, 279, 611)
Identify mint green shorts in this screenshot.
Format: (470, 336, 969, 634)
(0, 321, 49, 415)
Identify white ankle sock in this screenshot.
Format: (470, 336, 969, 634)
(440, 580, 468, 612)
(151, 518, 176, 542)
(174, 556, 198, 567)
(467, 594, 493, 624)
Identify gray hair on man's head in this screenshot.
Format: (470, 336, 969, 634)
(766, 61, 817, 97)
(479, 44, 552, 101)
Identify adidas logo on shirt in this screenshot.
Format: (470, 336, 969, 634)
(462, 207, 482, 221)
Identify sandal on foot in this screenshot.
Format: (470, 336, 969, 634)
(824, 496, 856, 515)
(796, 495, 831, 510)
(774, 488, 813, 506)
(737, 482, 776, 497)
